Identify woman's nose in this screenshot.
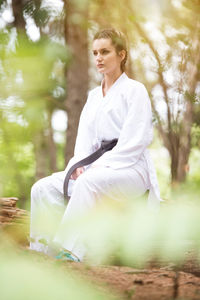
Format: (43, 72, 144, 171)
(96, 53, 102, 61)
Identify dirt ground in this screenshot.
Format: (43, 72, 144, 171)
(65, 261, 200, 300)
(25, 248, 200, 300)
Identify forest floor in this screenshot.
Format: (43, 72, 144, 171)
(1, 195, 200, 300)
(24, 247, 200, 300)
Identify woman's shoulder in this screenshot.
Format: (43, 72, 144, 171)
(123, 74, 147, 92)
(84, 86, 101, 106)
(88, 85, 101, 97)
(122, 75, 150, 106)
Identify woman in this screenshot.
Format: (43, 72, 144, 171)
(30, 28, 161, 262)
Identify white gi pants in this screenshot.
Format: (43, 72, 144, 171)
(30, 166, 149, 261)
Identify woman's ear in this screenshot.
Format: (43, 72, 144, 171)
(119, 49, 126, 61)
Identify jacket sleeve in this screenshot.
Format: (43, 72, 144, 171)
(94, 84, 153, 169)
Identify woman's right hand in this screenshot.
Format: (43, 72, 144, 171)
(70, 167, 84, 180)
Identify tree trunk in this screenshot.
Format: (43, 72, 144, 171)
(177, 21, 200, 182)
(33, 131, 48, 180)
(64, 0, 89, 165)
(12, 0, 26, 31)
(176, 103, 192, 182)
(170, 140, 179, 184)
(47, 107, 57, 173)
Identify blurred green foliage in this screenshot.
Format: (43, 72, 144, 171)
(5, 187, 200, 267)
(1, 183, 200, 299)
(0, 234, 117, 300)
(52, 195, 200, 266)
(0, 31, 69, 206)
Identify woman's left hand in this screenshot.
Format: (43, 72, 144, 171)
(70, 167, 84, 180)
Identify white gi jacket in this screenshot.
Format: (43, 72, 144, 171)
(65, 72, 161, 210)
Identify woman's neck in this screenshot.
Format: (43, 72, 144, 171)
(102, 69, 123, 95)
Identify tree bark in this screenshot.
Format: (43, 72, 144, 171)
(170, 133, 180, 184)
(176, 21, 200, 182)
(47, 107, 57, 173)
(33, 131, 48, 180)
(12, 0, 26, 31)
(64, 0, 89, 164)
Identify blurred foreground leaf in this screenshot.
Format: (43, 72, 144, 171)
(0, 234, 118, 300)
(52, 195, 200, 267)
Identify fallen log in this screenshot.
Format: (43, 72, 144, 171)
(0, 197, 18, 206)
(0, 197, 29, 245)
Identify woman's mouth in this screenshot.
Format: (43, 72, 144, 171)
(97, 64, 104, 68)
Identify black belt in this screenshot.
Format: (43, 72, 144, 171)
(63, 138, 118, 204)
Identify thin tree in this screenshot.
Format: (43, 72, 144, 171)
(64, 0, 89, 164)
(128, 1, 200, 184)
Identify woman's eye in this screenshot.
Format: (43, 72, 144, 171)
(92, 50, 109, 56)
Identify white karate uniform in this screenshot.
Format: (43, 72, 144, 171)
(30, 72, 161, 260)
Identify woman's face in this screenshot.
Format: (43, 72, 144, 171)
(92, 38, 125, 75)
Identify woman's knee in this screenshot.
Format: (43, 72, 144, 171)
(31, 176, 51, 201)
(31, 181, 40, 200)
